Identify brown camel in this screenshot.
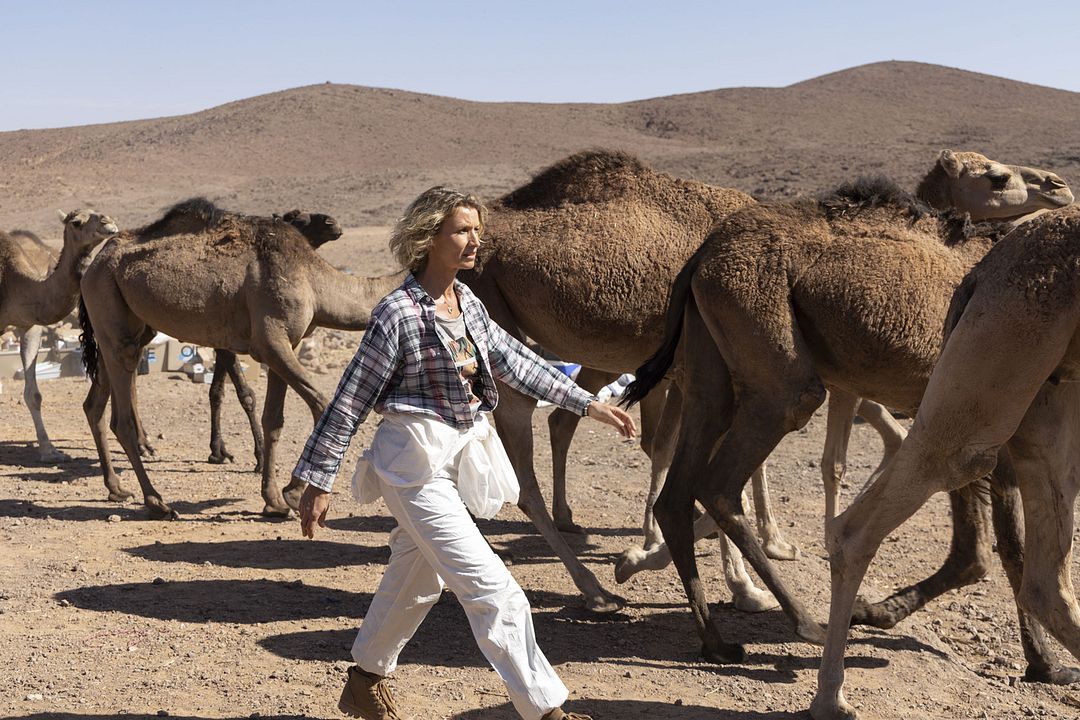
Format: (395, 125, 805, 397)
(0, 213, 118, 461)
(812, 205, 1080, 720)
(79, 201, 401, 519)
(462, 150, 772, 612)
(622, 164, 1073, 667)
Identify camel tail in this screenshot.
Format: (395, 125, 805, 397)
(620, 243, 705, 408)
(78, 297, 99, 382)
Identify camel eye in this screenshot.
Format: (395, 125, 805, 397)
(986, 173, 1010, 190)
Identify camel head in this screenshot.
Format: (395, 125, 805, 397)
(56, 209, 119, 254)
(932, 150, 1074, 221)
(277, 209, 343, 248)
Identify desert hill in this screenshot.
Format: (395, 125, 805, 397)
(2, 60, 1079, 237)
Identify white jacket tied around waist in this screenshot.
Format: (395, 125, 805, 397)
(351, 412, 519, 519)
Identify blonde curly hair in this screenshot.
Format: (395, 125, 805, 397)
(389, 186, 488, 272)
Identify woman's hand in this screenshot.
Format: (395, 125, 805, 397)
(586, 400, 637, 439)
(298, 482, 331, 538)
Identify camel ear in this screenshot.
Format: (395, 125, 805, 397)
(939, 150, 964, 178)
(57, 209, 68, 222)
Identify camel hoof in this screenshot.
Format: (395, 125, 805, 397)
(282, 485, 304, 512)
(207, 452, 234, 465)
(795, 619, 828, 646)
(614, 554, 638, 585)
(107, 488, 135, 502)
(700, 640, 746, 664)
(138, 443, 157, 457)
(809, 694, 858, 720)
(253, 460, 263, 473)
(584, 592, 626, 614)
(850, 595, 900, 629)
(262, 504, 292, 519)
(1025, 664, 1080, 685)
(733, 587, 780, 613)
(38, 448, 71, 463)
(147, 499, 178, 521)
(762, 539, 801, 561)
(555, 519, 587, 535)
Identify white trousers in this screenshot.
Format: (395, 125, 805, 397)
(352, 470, 568, 720)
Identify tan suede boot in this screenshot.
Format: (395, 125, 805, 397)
(338, 665, 410, 720)
(541, 708, 593, 720)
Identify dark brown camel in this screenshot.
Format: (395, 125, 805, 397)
(623, 171, 1075, 675)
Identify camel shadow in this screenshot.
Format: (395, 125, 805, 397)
(323, 514, 400, 534)
(54, 578, 372, 624)
(453, 699, 811, 719)
(0, 497, 242, 522)
(124, 538, 389, 570)
(0, 439, 100, 480)
(14, 715, 310, 720)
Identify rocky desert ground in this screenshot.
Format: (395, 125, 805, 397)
(2, 227, 1080, 720)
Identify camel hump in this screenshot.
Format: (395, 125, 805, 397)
(138, 197, 230, 238)
(818, 175, 932, 220)
(498, 150, 653, 209)
(8, 229, 47, 247)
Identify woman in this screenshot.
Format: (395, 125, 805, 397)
(293, 186, 636, 720)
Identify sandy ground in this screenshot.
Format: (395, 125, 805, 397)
(3, 230, 1080, 720)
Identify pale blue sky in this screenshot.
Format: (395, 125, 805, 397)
(2, 0, 1078, 131)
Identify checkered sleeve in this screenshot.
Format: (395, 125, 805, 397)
(292, 315, 401, 492)
(484, 317, 595, 416)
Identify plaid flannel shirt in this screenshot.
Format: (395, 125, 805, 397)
(293, 273, 596, 492)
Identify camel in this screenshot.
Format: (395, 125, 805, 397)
(0, 213, 118, 461)
(622, 162, 1073, 667)
(462, 150, 800, 612)
(812, 205, 1080, 720)
(79, 201, 402, 519)
(205, 208, 343, 469)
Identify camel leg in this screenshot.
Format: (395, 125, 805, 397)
(749, 462, 799, 560)
(850, 481, 992, 629)
(854, 398, 906, 486)
(615, 508, 719, 583)
(653, 372, 746, 663)
(641, 382, 680, 549)
(82, 361, 133, 501)
(720, 492, 779, 612)
(96, 342, 176, 519)
(821, 389, 859, 524)
(1007, 384, 1080, 666)
(19, 326, 68, 462)
(253, 327, 328, 515)
(811, 441, 944, 720)
(496, 382, 626, 612)
(209, 349, 264, 470)
(990, 447, 1080, 685)
(547, 366, 617, 534)
(207, 349, 236, 465)
(685, 289, 827, 645)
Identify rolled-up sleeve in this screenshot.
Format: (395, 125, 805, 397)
(484, 317, 595, 416)
(292, 316, 400, 491)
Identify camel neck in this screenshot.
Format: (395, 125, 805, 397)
(312, 269, 408, 331)
(32, 235, 94, 325)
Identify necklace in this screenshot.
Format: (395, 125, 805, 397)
(437, 292, 458, 316)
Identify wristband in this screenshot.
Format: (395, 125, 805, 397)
(582, 399, 594, 417)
